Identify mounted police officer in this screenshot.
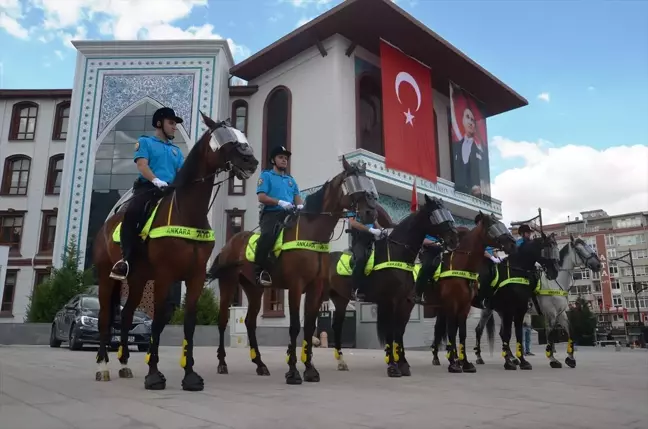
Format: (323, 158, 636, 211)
(414, 234, 444, 304)
(516, 224, 532, 247)
(345, 210, 386, 301)
(255, 146, 303, 286)
(109, 107, 185, 281)
(474, 213, 505, 308)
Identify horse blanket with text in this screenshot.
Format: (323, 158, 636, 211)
(244, 228, 330, 263)
(335, 251, 417, 279)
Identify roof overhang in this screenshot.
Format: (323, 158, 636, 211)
(230, 0, 527, 117)
(0, 89, 72, 99)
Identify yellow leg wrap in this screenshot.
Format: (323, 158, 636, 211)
(179, 339, 188, 368)
(300, 339, 308, 364)
(392, 342, 400, 363)
(458, 344, 465, 361)
(250, 348, 257, 361)
(145, 353, 151, 364)
(567, 339, 574, 354)
(334, 349, 341, 360)
(516, 342, 523, 358)
(117, 345, 123, 360)
(384, 344, 391, 364)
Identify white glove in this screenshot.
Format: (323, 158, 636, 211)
(296, 204, 304, 210)
(277, 200, 294, 210)
(379, 229, 388, 238)
(490, 256, 501, 264)
(151, 178, 168, 188)
(368, 227, 382, 238)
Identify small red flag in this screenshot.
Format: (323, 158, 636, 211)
(410, 178, 418, 213)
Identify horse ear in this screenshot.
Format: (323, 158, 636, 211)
(200, 110, 218, 130)
(424, 193, 433, 206)
(341, 155, 351, 171)
(570, 233, 575, 243)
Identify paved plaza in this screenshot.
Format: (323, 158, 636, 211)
(0, 345, 646, 429)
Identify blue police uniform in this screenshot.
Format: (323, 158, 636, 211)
(425, 235, 439, 243)
(516, 237, 525, 247)
(256, 169, 300, 211)
(345, 211, 375, 229)
(485, 246, 495, 256)
(134, 135, 184, 183)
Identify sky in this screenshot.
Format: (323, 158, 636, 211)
(1, 0, 647, 225)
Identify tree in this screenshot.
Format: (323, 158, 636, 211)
(25, 236, 94, 323)
(169, 287, 220, 326)
(567, 296, 597, 346)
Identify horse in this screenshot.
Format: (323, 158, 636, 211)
(536, 235, 600, 368)
(93, 112, 259, 391)
(206, 157, 378, 385)
(324, 195, 459, 377)
(473, 232, 561, 370)
(428, 213, 518, 373)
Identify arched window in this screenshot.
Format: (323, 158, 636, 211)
(1, 155, 31, 195)
(356, 73, 383, 156)
(262, 86, 292, 171)
(231, 99, 248, 134)
(46, 154, 64, 195)
(52, 101, 71, 140)
(9, 101, 39, 141)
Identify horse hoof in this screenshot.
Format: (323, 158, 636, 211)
(398, 361, 411, 377)
(303, 366, 320, 383)
(337, 361, 349, 371)
(256, 365, 271, 376)
(285, 368, 303, 385)
(565, 357, 576, 368)
(217, 363, 228, 375)
(144, 371, 167, 390)
(462, 362, 477, 373)
(182, 371, 205, 392)
(448, 362, 463, 373)
(118, 368, 133, 379)
(519, 360, 532, 370)
(512, 358, 520, 366)
(387, 363, 402, 378)
(475, 357, 485, 365)
(95, 370, 110, 382)
(504, 361, 517, 371)
(432, 357, 440, 366)
(550, 360, 562, 368)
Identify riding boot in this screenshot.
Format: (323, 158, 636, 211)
(478, 260, 494, 308)
(255, 213, 281, 287)
(351, 255, 369, 301)
(110, 226, 135, 281)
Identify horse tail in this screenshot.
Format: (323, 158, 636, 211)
(375, 301, 392, 346)
(206, 253, 222, 281)
(486, 310, 495, 355)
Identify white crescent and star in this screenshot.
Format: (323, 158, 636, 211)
(394, 71, 422, 127)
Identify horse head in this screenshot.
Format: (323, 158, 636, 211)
(419, 194, 459, 249)
(534, 232, 561, 280)
(477, 211, 516, 254)
(331, 157, 378, 222)
(569, 234, 601, 272)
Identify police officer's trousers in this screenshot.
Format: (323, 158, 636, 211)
(477, 258, 497, 305)
(351, 231, 373, 292)
(255, 210, 286, 271)
(415, 246, 443, 297)
(120, 180, 158, 263)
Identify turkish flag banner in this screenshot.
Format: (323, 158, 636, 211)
(380, 40, 438, 183)
(410, 178, 418, 212)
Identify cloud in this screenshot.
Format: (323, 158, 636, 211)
(588, 86, 596, 91)
(296, 16, 314, 28)
(54, 49, 64, 60)
(537, 92, 550, 102)
(490, 137, 648, 227)
(283, 0, 333, 10)
(0, 0, 29, 39)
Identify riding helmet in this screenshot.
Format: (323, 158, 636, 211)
(269, 145, 292, 161)
(518, 224, 532, 234)
(152, 107, 183, 128)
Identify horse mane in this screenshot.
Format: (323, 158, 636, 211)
(172, 130, 208, 188)
(456, 226, 470, 241)
(559, 241, 571, 266)
(303, 180, 330, 218)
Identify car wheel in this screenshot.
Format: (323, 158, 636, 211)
(68, 324, 83, 351)
(49, 324, 62, 348)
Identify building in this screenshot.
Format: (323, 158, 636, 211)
(1, 0, 526, 346)
(540, 209, 648, 342)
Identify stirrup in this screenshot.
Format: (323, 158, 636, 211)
(109, 259, 129, 281)
(257, 270, 272, 287)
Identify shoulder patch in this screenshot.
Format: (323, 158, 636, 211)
(257, 177, 263, 186)
(135, 141, 140, 151)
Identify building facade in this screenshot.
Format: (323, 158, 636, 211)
(1, 0, 526, 334)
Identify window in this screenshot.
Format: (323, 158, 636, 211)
(1, 270, 18, 316)
(0, 212, 24, 254)
(46, 154, 64, 195)
(615, 217, 642, 229)
(39, 210, 57, 253)
(34, 268, 51, 290)
(592, 280, 602, 293)
(356, 72, 384, 155)
(228, 172, 245, 196)
(633, 249, 648, 259)
(263, 86, 292, 171)
(607, 248, 617, 259)
(611, 279, 620, 290)
(592, 270, 600, 280)
(624, 266, 647, 277)
(605, 235, 615, 247)
(609, 264, 618, 276)
(572, 270, 590, 281)
(263, 289, 285, 318)
(1, 155, 31, 195)
(52, 101, 70, 140)
(231, 99, 248, 134)
(612, 296, 622, 307)
(9, 101, 38, 140)
(617, 234, 646, 246)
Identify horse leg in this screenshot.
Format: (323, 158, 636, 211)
(117, 270, 147, 379)
(330, 291, 350, 371)
(215, 271, 235, 375)
(302, 280, 324, 383)
(459, 309, 476, 373)
(515, 309, 532, 370)
(395, 299, 413, 376)
(143, 277, 172, 390)
(285, 283, 304, 385)
(446, 310, 462, 373)
(95, 274, 120, 382)
(499, 311, 516, 370)
(474, 308, 490, 365)
(245, 282, 270, 376)
(178, 274, 206, 391)
(559, 311, 576, 368)
(544, 312, 562, 368)
(431, 311, 445, 366)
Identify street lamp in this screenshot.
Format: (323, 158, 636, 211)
(612, 249, 648, 343)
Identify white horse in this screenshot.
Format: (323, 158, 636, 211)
(535, 235, 601, 368)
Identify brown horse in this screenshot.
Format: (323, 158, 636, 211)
(206, 157, 378, 385)
(93, 113, 259, 391)
(325, 195, 459, 377)
(426, 213, 517, 373)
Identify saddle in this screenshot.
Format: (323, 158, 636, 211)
(261, 212, 297, 264)
(131, 190, 165, 240)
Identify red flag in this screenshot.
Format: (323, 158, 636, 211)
(410, 178, 418, 212)
(623, 308, 628, 320)
(380, 40, 438, 183)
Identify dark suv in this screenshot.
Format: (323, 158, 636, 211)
(50, 294, 152, 351)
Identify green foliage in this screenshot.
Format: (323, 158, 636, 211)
(25, 236, 95, 323)
(567, 296, 597, 346)
(169, 286, 220, 326)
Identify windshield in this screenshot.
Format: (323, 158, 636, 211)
(81, 297, 100, 310)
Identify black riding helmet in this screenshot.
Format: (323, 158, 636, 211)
(269, 145, 291, 163)
(518, 224, 532, 234)
(152, 107, 183, 128)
